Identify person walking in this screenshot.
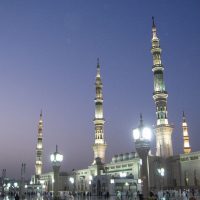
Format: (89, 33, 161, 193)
(15, 193, 19, 200)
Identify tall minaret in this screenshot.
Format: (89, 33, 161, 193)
(92, 58, 107, 164)
(182, 111, 191, 154)
(151, 17, 173, 157)
(35, 111, 43, 182)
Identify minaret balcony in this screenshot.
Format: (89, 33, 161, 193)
(93, 118, 105, 125)
(94, 98, 103, 103)
(151, 47, 162, 54)
(153, 91, 168, 98)
(152, 65, 163, 72)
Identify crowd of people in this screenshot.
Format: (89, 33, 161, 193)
(115, 189, 200, 200)
(143, 189, 199, 200)
(9, 189, 200, 200)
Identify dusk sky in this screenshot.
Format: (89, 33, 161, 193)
(0, 1, 200, 179)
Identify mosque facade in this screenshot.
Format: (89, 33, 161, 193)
(31, 19, 200, 194)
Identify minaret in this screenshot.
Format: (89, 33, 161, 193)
(182, 111, 191, 154)
(151, 17, 173, 157)
(92, 58, 107, 164)
(35, 111, 43, 183)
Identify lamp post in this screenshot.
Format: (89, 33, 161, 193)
(50, 145, 63, 200)
(157, 168, 165, 190)
(88, 175, 93, 195)
(133, 115, 151, 200)
(89, 180, 92, 195)
(14, 182, 18, 195)
(69, 177, 74, 193)
(109, 178, 114, 196)
(20, 163, 26, 199)
(1, 169, 6, 197)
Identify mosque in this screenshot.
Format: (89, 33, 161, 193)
(30, 19, 200, 195)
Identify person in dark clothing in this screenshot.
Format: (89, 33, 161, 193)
(15, 193, 19, 200)
(139, 193, 143, 200)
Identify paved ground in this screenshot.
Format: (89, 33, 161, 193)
(0, 196, 118, 200)
(3, 195, 200, 200)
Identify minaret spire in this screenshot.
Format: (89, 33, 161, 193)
(152, 16, 155, 28)
(182, 111, 191, 154)
(183, 111, 186, 122)
(92, 58, 107, 164)
(40, 109, 42, 118)
(151, 18, 173, 157)
(96, 58, 101, 78)
(35, 111, 43, 183)
(97, 57, 100, 68)
(152, 17, 158, 40)
(139, 113, 143, 127)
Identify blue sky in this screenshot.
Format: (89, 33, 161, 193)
(0, 0, 199, 178)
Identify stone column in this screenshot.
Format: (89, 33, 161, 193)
(53, 165, 60, 199)
(136, 147, 150, 199)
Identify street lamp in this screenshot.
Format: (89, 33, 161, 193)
(157, 168, 165, 190)
(110, 179, 114, 184)
(88, 180, 92, 195)
(69, 177, 75, 193)
(133, 115, 151, 200)
(69, 177, 74, 184)
(157, 168, 165, 177)
(120, 172, 126, 178)
(88, 175, 93, 194)
(110, 178, 115, 196)
(50, 145, 63, 199)
(14, 183, 18, 188)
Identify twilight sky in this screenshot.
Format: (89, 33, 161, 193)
(0, 1, 200, 179)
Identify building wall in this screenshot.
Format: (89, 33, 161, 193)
(73, 153, 140, 194)
(179, 151, 200, 188)
(148, 152, 200, 190)
(31, 171, 69, 192)
(30, 151, 200, 193)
